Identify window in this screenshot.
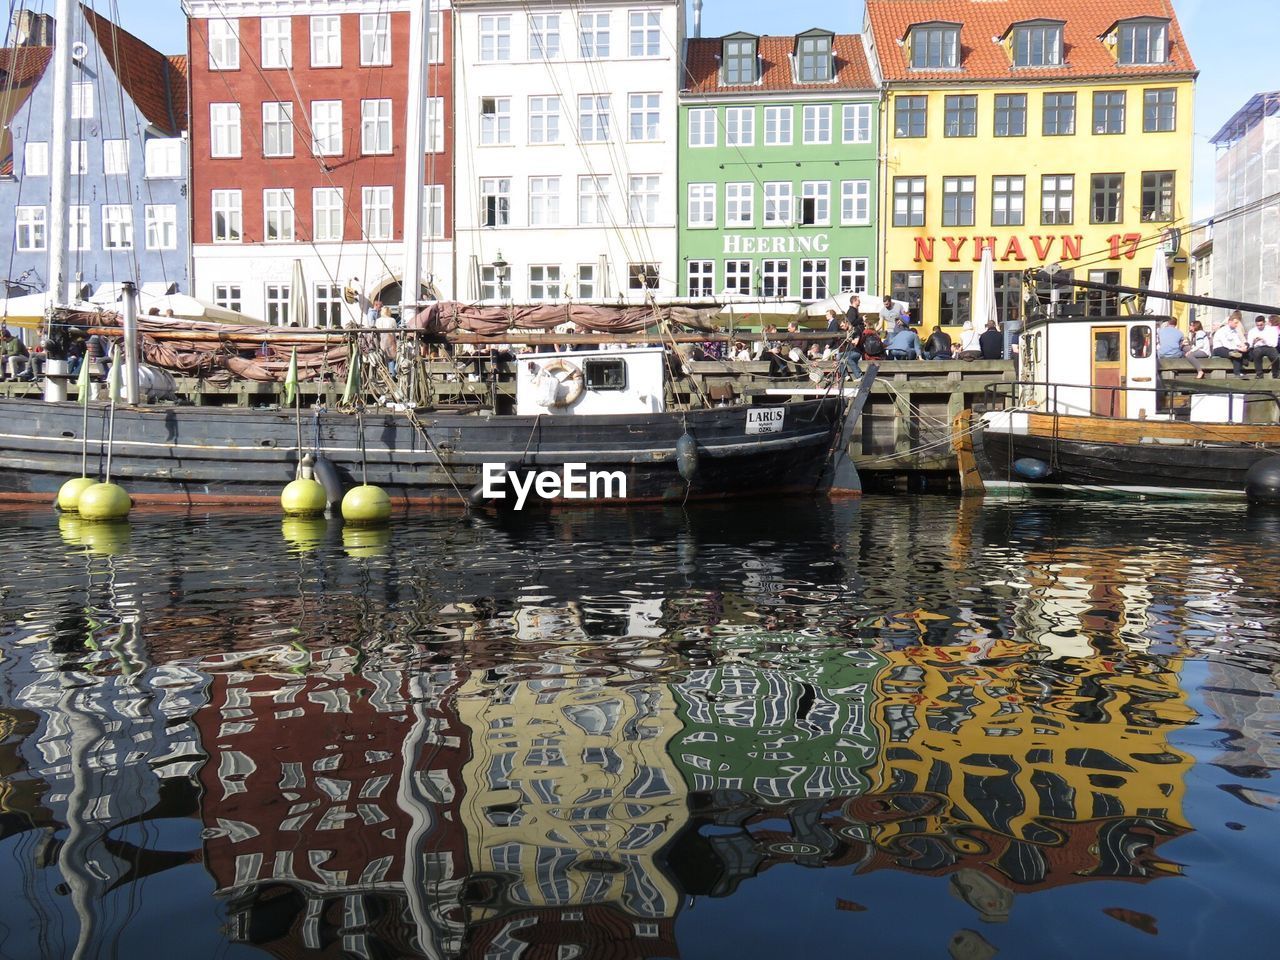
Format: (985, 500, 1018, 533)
(103, 140, 129, 175)
(725, 107, 754, 146)
(894, 96, 927, 138)
(1141, 171, 1175, 222)
(576, 264, 597, 298)
(529, 176, 560, 225)
(1093, 91, 1126, 134)
(994, 94, 1026, 136)
(992, 176, 1025, 226)
(361, 186, 392, 240)
(425, 184, 445, 238)
(1043, 92, 1075, 135)
(725, 183, 754, 226)
(264, 189, 295, 241)
(842, 103, 872, 143)
(761, 260, 789, 297)
(360, 13, 390, 66)
(210, 103, 241, 157)
(479, 15, 510, 61)
(102, 205, 133, 249)
(212, 190, 242, 242)
(69, 206, 89, 251)
(428, 10, 442, 62)
(723, 36, 756, 83)
(315, 284, 343, 327)
(312, 187, 344, 241)
(628, 174, 659, 225)
(891, 271, 924, 323)
(722, 260, 751, 295)
(893, 177, 926, 227)
(311, 101, 342, 156)
(629, 93, 660, 140)
(801, 259, 828, 299)
(1087, 269, 1122, 316)
(1012, 22, 1062, 67)
(578, 176, 609, 224)
(995, 271, 1022, 326)
(688, 107, 716, 147)
(942, 177, 975, 227)
(839, 258, 869, 294)
(361, 100, 392, 154)
(1118, 19, 1168, 65)
(579, 95, 610, 142)
(426, 97, 444, 153)
(208, 18, 239, 70)
(15, 206, 46, 251)
(71, 82, 93, 119)
(764, 106, 793, 145)
(802, 104, 832, 144)
(841, 180, 871, 225)
(629, 10, 660, 57)
(261, 17, 291, 69)
(628, 263, 659, 290)
(529, 265, 563, 300)
(910, 25, 959, 69)
(798, 34, 832, 81)
(686, 260, 714, 296)
(480, 97, 511, 145)
(529, 96, 561, 144)
(478, 265, 510, 301)
(801, 181, 830, 226)
(1091, 174, 1123, 224)
(763, 182, 793, 226)
(579, 12, 610, 57)
(70, 141, 87, 175)
(939, 272, 972, 326)
(480, 178, 511, 226)
(529, 13, 560, 59)
(23, 141, 48, 176)
(262, 102, 294, 157)
(688, 183, 716, 228)
(213, 284, 241, 312)
(144, 139, 181, 178)
(1041, 175, 1074, 225)
(944, 95, 977, 137)
(1144, 89, 1176, 132)
(310, 16, 341, 67)
(144, 204, 176, 250)
(265, 283, 291, 325)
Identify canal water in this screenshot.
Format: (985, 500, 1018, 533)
(0, 497, 1277, 959)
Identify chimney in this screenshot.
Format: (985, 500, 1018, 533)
(693, 0, 703, 39)
(12, 10, 55, 46)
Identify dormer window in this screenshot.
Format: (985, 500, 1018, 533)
(796, 30, 833, 82)
(722, 35, 757, 84)
(1117, 18, 1168, 65)
(909, 23, 960, 70)
(1011, 21, 1063, 67)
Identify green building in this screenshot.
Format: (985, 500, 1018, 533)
(678, 30, 880, 302)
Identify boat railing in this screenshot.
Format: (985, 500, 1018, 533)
(977, 378, 1268, 423)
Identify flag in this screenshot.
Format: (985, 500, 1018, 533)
(342, 345, 361, 404)
(284, 347, 299, 406)
(107, 345, 122, 402)
(76, 350, 91, 406)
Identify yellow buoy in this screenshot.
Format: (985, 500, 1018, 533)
(79, 520, 132, 556)
(77, 482, 132, 520)
(341, 484, 391, 524)
(343, 525, 391, 557)
(281, 477, 327, 517)
(58, 513, 85, 546)
(281, 517, 329, 551)
(56, 476, 98, 512)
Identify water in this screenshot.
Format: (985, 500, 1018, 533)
(0, 497, 1277, 959)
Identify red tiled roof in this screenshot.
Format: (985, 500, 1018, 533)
(865, 0, 1196, 83)
(683, 34, 876, 95)
(81, 3, 187, 135)
(0, 45, 53, 86)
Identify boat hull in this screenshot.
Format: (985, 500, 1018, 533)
(0, 398, 851, 506)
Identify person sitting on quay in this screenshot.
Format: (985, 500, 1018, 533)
(855, 322, 886, 362)
(0, 328, 31, 381)
(978, 320, 1004, 360)
(885, 319, 923, 360)
(1247, 313, 1280, 379)
(1156, 317, 1206, 380)
(923, 325, 952, 360)
(957, 320, 983, 360)
(1212, 311, 1249, 378)
(1188, 318, 1212, 358)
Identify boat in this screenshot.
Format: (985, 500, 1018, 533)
(956, 271, 1280, 500)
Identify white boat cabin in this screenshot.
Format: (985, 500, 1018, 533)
(515, 347, 667, 416)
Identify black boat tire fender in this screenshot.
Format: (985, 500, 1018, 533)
(540, 358, 585, 408)
(312, 454, 344, 513)
(676, 432, 699, 484)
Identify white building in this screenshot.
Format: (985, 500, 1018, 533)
(452, 0, 682, 303)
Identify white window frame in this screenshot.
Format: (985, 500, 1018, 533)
(578, 175, 609, 225)
(839, 257, 869, 294)
(628, 9, 660, 57)
(262, 102, 294, 158)
(628, 174, 659, 225)
(425, 184, 445, 238)
(842, 103, 872, 143)
(144, 204, 177, 250)
(103, 140, 129, 176)
(629, 93, 660, 142)
(264, 283, 291, 325)
(261, 17, 291, 69)
(310, 100, 343, 157)
(144, 139, 182, 178)
(687, 183, 716, 228)
(263, 188, 295, 242)
(208, 19, 239, 71)
(801, 180, 831, 226)
(841, 180, 871, 226)
(763, 182, 793, 226)
(212, 189, 242, 243)
(360, 13, 391, 66)
(102, 205, 133, 250)
(314, 283, 344, 327)
(576, 263, 597, 298)
(70, 82, 93, 119)
(761, 259, 789, 297)
(579, 11, 610, 58)
(426, 97, 444, 153)
(528, 265, 563, 300)
(312, 187, 344, 242)
(801, 259, 829, 300)
(688, 107, 716, 147)
(724, 259, 752, 295)
(69, 205, 90, 251)
(361, 99, 393, 155)
(428, 11, 443, 63)
(310, 15, 341, 68)
(210, 103, 241, 158)
(529, 13, 560, 59)
(578, 95, 611, 142)
(362, 186, 393, 241)
(529, 176, 560, 226)
(213, 284, 242, 312)
(764, 105, 793, 146)
(803, 104, 832, 144)
(24, 141, 48, 176)
(725, 106, 754, 146)
(15, 206, 46, 251)
(480, 97, 511, 145)
(529, 96, 561, 144)
(725, 182, 754, 227)
(687, 260, 715, 297)
(480, 177, 511, 227)
(479, 15, 511, 62)
(70, 141, 87, 176)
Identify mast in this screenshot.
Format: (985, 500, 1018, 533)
(400, 0, 429, 326)
(48, 0, 76, 304)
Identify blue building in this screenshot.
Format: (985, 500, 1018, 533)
(0, 6, 188, 303)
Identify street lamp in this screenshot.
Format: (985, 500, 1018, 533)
(492, 251, 509, 292)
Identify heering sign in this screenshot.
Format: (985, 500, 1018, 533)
(723, 234, 831, 255)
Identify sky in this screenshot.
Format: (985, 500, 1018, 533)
(57, 0, 1280, 219)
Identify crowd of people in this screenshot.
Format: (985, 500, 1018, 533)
(1156, 311, 1280, 379)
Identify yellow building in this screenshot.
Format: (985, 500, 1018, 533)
(864, 1, 1197, 333)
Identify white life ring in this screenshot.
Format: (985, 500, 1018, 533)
(538, 357, 585, 408)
